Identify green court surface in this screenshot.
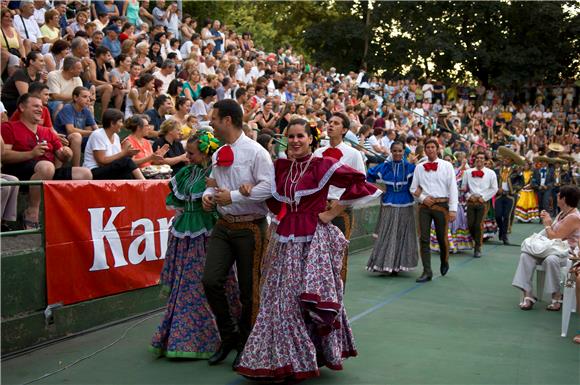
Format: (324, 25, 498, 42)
(2, 222, 579, 385)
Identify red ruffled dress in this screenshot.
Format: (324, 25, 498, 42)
(236, 155, 380, 381)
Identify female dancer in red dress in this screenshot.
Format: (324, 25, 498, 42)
(235, 119, 380, 381)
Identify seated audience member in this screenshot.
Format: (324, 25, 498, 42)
(152, 119, 187, 176)
(125, 114, 168, 168)
(13, 1, 44, 54)
(40, 9, 61, 44)
(10, 82, 53, 129)
(83, 109, 144, 180)
(89, 30, 104, 58)
(512, 185, 580, 311)
(89, 46, 116, 116)
(0, 94, 92, 229)
(102, 24, 121, 59)
(126, 73, 155, 118)
(47, 56, 84, 119)
(189, 86, 216, 122)
(53, 86, 98, 167)
(2, 51, 44, 116)
(0, 136, 19, 231)
(145, 94, 174, 135)
(110, 53, 132, 109)
(44, 40, 70, 73)
(153, 59, 176, 94)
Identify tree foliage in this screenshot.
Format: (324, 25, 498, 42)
(183, 1, 580, 86)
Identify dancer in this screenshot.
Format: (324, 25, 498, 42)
(495, 147, 523, 245)
(461, 151, 498, 258)
(150, 131, 240, 358)
(201, 100, 274, 368)
(314, 112, 366, 281)
(235, 118, 380, 381)
(514, 161, 539, 223)
(366, 140, 419, 274)
(532, 156, 554, 220)
(410, 138, 458, 283)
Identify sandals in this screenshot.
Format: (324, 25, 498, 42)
(573, 335, 580, 344)
(546, 299, 563, 311)
(519, 296, 537, 311)
(23, 218, 40, 230)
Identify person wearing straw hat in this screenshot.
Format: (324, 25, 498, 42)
(532, 156, 555, 219)
(550, 158, 573, 216)
(495, 147, 523, 245)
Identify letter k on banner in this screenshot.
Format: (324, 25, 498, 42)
(43, 180, 175, 305)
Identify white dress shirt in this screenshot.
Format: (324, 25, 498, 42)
(204, 132, 274, 216)
(461, 167, 498, 202)
(410, 158, 458, 212)
(314, 141, 366, 201)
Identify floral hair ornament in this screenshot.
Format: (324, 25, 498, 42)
(197, 131, 221, 156)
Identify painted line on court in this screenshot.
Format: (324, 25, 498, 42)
(350, 243, 501, 323)
(226, 244, 502, 385)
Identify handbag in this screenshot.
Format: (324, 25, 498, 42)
(520, 230, 570, 259)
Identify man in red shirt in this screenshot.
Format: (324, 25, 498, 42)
(10, 82, 53, 128)
(1, 93, 92, 229)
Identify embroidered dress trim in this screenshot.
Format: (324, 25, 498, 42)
(339, 189, 382, 207)
(170, 227, 211, 239)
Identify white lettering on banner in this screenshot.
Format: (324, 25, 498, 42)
(89, 207, 128, 271)
(88, 207, 173, 271)
(128, 218, 157, 264)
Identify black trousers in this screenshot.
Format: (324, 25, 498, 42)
(202, 218, 267, 347)
(90, 157, 138, 180)
(495, 194, 515, 240)
(418, 203, 449, 276)
(466, 202, 486, 251)
(537, 188, 553, 216)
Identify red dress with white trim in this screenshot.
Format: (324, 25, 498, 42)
(236, 155, 380, 381)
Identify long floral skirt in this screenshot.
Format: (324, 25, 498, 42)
(366, 205, 419, 272)
(150, 233, 241, 359)
(430, 203, 473, 252)
(236, 223, 357, 381)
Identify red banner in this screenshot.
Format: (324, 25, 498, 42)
(44, 180, 174, 305)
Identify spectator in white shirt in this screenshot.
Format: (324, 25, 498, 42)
(153, 59, 176, 94)
(198, 55, 216, 77)
(33, 0, 46, 26)
(190, 86, 216, 122)
(235, 61, 255, 86)
(13, 1, 45, 53)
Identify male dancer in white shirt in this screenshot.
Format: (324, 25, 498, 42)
(410, 138, 458, 283)
(462, 152, 498, 258)
(314, 112, 366, 281)
(202, 100, 274, 368)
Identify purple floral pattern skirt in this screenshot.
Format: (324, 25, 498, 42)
(236, 222, 357, 381)
(150, 233, 241, 358)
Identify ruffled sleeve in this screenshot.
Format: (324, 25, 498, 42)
(330, 164, 381, 206)
(166, 165, 218, 238)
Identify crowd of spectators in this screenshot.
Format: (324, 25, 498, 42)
(0, 0, 579, 231)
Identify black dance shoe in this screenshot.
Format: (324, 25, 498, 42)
(208, 343, 237, 366)
(440, 262, 449, 276)
(415, 274, 432, 283)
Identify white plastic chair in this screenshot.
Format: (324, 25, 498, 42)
(561, 259, 577, 337)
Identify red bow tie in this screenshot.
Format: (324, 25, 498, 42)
(216, 145, 234, 167)
(472, 170, 484, 178)
(423, 162, 438, 172)
(323, 147, 343, 161)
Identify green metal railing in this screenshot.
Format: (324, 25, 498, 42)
(0, 180, 45, 239)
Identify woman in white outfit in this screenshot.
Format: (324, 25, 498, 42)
(512, 185, 580, 311)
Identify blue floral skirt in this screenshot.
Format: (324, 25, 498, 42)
(150, 233, 241, 358)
